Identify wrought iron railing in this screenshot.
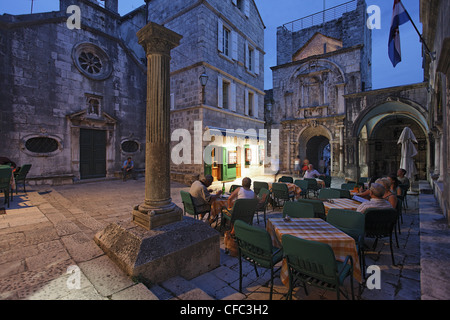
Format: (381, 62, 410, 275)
(282, 0, 357, 32)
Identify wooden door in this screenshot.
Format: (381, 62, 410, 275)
(80, 129, 106, 179)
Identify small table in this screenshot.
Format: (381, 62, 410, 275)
(266, 217, 362, 285)
(322, 198, 362, 215)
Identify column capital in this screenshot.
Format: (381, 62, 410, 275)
(137, 22, 182, 56)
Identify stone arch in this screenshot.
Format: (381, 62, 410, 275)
(296, 125, 334, 171)
(351, 97, 430, 180)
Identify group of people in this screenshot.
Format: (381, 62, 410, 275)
(294, 156, 327, 178)
(355, 168, 411, 214)
(188, 175, 266, 224)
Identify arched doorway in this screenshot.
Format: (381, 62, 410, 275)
(298, 125, 333, 175)
(306, 136, 330, 174)
(368, 115, 427, 179)
(353, 100, 430, 181)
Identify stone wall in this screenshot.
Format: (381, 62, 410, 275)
(0, 0, 147, 182)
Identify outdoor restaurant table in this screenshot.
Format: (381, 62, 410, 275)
(267, 182, 303, 200)
(266, 217, 362, 285)
(322, 198, 362, 215)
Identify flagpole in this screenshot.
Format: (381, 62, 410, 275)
(399, 0, 435, 60)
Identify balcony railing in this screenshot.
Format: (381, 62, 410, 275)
(282, 0, 357, 32)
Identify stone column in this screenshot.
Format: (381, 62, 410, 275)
(132, 22, 183, 230)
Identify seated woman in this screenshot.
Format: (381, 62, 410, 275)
(376, 177, 397, 209)
(356, 176, 378, 200)
(388, 173, 402, 196)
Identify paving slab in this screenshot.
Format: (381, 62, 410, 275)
(0, 177, 449, 302)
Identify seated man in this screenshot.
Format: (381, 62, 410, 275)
(303, 164, 320, 179)
(122, 157, 136, 181)
(189, 174, 222, 220)
(397, 168, 410, 190)
(356, 183, 394, 214)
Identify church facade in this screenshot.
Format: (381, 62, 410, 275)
(269, 0, 372, 177)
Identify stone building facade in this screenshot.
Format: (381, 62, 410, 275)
(269, 0, 372, 177)
(420, 0, 450, 224)
(0, 0, 148, 184)
(146, 0, 266, 182)
(0, 0, 265, 185)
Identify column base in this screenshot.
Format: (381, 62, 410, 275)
(94, 217, 220, 284)
(132, 201, 183, 230)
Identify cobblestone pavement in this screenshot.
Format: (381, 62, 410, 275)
(0, 176, 449, 301)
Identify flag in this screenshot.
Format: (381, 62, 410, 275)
(388, 0, 410, 67)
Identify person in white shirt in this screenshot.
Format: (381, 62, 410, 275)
(227, 177, 256, 208)
(356, 183, 393, 214)
(303, 164, 320, 179)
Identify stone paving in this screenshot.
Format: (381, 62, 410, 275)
(0, 176, 449, 301)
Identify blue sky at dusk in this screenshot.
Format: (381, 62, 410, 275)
(0, 0, 424, 90)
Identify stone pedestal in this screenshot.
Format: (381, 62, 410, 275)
(94, 218, 220, 284)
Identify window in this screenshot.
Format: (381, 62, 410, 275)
(25, 137, 59, 153)
(223, 28, 230, 57)
(223, 81, 230, 109)
(248, 47, 254, 72)
(248, 91, 254, 117)
(245, 89, 259, 118)
(218, 77, 236, 111)
(121, 140, 140, 153)
(237, 0, 243, 10)
(72, 42, 112, 81)
(245, 41, 259, 74)
(218, 19, 237, 60)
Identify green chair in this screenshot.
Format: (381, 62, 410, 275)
(278, 176, 293, 183)
(327, 209, 366, 277)
(304, 178, 320, 198)
(180, 190, 210, 221)
(395, 198, 403, 235)
(399, 184, 409, 210)
(229, 185, 241, 193)
(253, 181, 269, 196)
(364, 208, 399, 265)
(318, 188, 341, 200)
(297, 198, 326, 220)
(329, 188, 352, 199)
(319, 175, 332, 188)
(221, 198, 258, 230)
(234, 220, 283, 300)
(14, 164, 31, 194)
(293, 179, 308, 198)
(282, 234, 355, 300)
(341, 183, 356, 191)
(0, 167, 13, 208)
(271, 182, 294, 210)
(255, 188, 270, 227)
(282, 201, 315, 218)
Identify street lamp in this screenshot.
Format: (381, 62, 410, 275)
(199, 67, 208, 105)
